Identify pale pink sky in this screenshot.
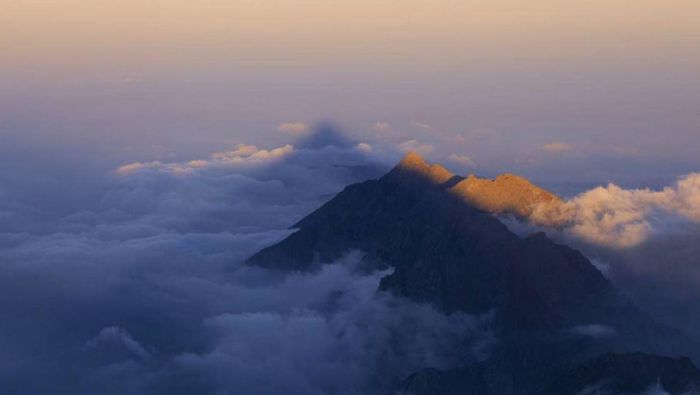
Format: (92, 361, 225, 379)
(1, 0, 699, 187)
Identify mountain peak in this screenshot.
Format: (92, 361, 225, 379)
(398, 151, 428, 168)
(392, 152, 455, 185)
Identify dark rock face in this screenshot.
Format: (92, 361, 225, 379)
(403, 353, 700, 395)
(542, 353, 700, 395)
(246, 152, 699, 394)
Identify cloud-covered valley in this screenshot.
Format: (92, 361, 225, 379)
(0, 128, 495, 394)
(1, 125, 700, 394)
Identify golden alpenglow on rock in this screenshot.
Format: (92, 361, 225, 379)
(395, 151, 456, 185)
(448, 173, 562, 219)
(396, 152, 562, 219)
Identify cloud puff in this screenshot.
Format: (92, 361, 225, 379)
(448, 153, 476, 168)
(542, 142, 573, 153)
(278, 122, 310, 135)
(398, 139, 434, 155)
(411, 121, 433, 131)
(356, 142, 373, 153)
(529, 173, 700, 248)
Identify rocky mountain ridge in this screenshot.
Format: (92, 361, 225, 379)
(394, 151, 562, 218)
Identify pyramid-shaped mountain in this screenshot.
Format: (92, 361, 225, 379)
(246, 152, 698, 394)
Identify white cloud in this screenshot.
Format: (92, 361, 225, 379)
(116, 144, 294, 176)
(530, 173, 700, 248)
(186, 159, 209, 169)
(448, 154, 476, 168)
(209, 144, 294, 165)
(411, 121, 432, 131)
(277, 122, 310, 135)
(542, 142, 573, 153)
(116, 162, 150, 175)
(355, 143, 373, 153)
(398, 139, 434, 155)
(667, 173, 700, 221)
(116, 161, 193, 176)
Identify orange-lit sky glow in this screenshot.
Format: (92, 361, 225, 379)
(1, 1, 699, 189)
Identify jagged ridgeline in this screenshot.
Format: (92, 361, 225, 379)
(246, 152, 700, 395)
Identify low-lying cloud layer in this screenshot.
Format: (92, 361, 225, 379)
(2, 124, 700, 393)
(0, 129, 496, 394)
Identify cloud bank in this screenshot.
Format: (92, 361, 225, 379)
(0, 128, 496, 395)
(529, 173, 700, 248)
(116, 144, 295, 175)
(2, 122, 700, 394)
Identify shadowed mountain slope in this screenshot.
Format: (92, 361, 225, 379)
(543, 353, 700, 395)
(246, 152, 698, 394)
(404, 353, 700, 395)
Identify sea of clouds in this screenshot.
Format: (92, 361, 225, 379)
(0, 128, 494, 395)
(1, 125, 700, 394)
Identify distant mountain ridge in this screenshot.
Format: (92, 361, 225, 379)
(246, 152, 699, 394)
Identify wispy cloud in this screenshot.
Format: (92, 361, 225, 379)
(117, 144, 294, 175)
(448, 153, 476, 168)
(542, 142, 573, 153)
(411, 121, 433, 131)
(398, 139, 434, 155)
(277, 122, 310, 135)
(372, 121, 394, 136)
